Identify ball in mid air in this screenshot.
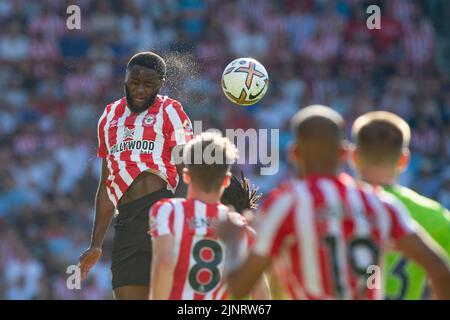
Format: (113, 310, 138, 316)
(221, 58, 269, 106)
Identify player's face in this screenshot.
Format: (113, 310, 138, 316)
(125, 65, 163, 113)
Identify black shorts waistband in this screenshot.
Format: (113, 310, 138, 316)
(117, 188, 174, 214)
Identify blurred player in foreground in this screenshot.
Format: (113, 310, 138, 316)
(221, 172, 269, 299)
(149, 132, 268, 299)
(78, 52, 193, 299)
(351, 111, 450, 299)
(219, 105, 450, 299)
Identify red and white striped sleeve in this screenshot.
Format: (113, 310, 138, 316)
(252, 187, 295, 257)
(149, 200, 175, 238)
(97, 105, 109, 158)
(381, 192, 418, 241)
(163, 100, 193, 148)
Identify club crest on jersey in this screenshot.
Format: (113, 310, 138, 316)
(143, 114, 156, 127)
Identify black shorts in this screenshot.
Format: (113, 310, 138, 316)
(111, 188, 173, 289)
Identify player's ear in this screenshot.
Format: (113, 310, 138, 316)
(340, 140, 351, 163)
(341, 141, 358, 168)
(397, 148, 410, 173)
(287, 142, 298, 165)
(158, 77, 165, 90)
(222, 172, 232, 188)
(124, 68, 131, 83)
(182, 167, 190, 185)
(345, 142, 358, 168)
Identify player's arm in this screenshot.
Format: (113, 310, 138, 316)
(267, 272, 288, 300)
(90, 159, 115, 248)
(150, 234, 176, 300)
(393, 226, 450, 299)
(439, 207, 450, 257)
(227, 252, 272, 299)
(250, 272, 271, 300)
(149, 201, 175, 299)
(266, 262, 290, 300)
(222, 191, 293, 299)
(164, 101, 193, 198)
(244, 224, 271, 300)
(175, 163, 188, 198)
(385, 195, 450, 299)
(219, 216, 272, 299)
(79, 159, 115, 280)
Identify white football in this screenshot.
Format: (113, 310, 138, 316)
(221, 58, 269, 106)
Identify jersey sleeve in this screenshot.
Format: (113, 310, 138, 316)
(97, 107, 109, 158)
(252, 188, 295, 257)
(163, 100, 194, 148)
(383, 193, 418, 242)
(149, 200, 174, 237)
(437, 207, 450, 256)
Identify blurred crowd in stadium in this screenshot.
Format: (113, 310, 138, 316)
(0, 0, 449, 299)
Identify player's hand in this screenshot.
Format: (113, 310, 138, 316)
(217, 211, 246, 243)
(78, 247, 102, 280)
(227, 210, 247, 227)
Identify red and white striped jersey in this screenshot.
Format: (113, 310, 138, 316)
(97, 95, 193, 207)
(252, 174, 417, 300)
(150, 198, 248, 300)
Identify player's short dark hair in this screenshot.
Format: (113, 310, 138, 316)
(291, 105, 345, 141)
(127, 51, 166, 78)
(290, 105, 346, 168)
(221, 171, 262, 214)
(183, 132, 238, 193)
(352, 111, 411, 165)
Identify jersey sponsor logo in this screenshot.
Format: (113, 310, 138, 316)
(109, 139, 155, 154)
(109, 119, 118, 127)
(143, 114, 156, 127)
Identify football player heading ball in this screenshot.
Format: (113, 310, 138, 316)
(78, 51, 193, 300)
